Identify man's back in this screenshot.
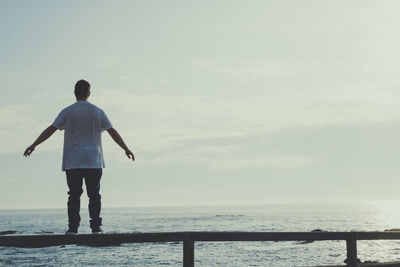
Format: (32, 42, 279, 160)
(23, 79, 134, 235)
(53, 101, 112, 171)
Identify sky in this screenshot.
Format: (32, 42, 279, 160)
(1, 0, 400, 209)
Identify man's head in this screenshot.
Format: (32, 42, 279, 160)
(74, 79, 91, 100)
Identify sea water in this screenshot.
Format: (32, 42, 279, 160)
(1, 202, 400, 266)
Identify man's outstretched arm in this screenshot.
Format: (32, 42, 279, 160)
(106, 127, 135, 161)
(23, 125, 57, 157)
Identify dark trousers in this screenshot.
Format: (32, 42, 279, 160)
(66, 168, 102, 230)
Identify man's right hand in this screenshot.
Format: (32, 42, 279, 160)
(107, 128, 135, 162)
(125, 149, 135, 161)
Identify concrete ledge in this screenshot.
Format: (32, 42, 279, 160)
(2, 231, 400, 267)
(2, 231, 400, 248)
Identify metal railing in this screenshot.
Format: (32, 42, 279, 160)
(2, 231, 400, 267)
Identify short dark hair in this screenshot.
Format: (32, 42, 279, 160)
(74, 80, 90, 98)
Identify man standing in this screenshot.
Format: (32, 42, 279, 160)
(23, 80, 134, 235)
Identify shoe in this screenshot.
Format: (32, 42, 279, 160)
(91, 227, 103, 234)
(65, 228, 78, 235)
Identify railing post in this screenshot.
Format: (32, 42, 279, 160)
(346, 239, 358, 267)
(183, 240, 194, 267)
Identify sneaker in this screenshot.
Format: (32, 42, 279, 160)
(91, 227, 103, 235)
(65, 228, 78, 235)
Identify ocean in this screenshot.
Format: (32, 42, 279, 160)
(1, 202, 400, 266)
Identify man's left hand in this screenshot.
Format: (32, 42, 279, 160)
(23, 145, 35, 157)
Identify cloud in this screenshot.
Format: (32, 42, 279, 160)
(0, 105, 38, 129)
(0, 104, 64, 154)
(4, 81, 400, 158)
(195, 59, 323, 81)
(96, 87, 400, 142)
(0, 105, 38, 153)
(94, 86, 400, 171)
(133, 119, 400, 174)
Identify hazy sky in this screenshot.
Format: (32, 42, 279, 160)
(1, 0, 400, 209)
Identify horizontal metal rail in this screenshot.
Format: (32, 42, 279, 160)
(2, 231, 400, 267)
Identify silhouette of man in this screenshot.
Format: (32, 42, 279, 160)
(23, 80, 134, 235)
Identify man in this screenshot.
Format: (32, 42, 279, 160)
(23, 79, 134, 235)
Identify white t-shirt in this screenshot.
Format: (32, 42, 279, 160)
(52, 101, 112, 171)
